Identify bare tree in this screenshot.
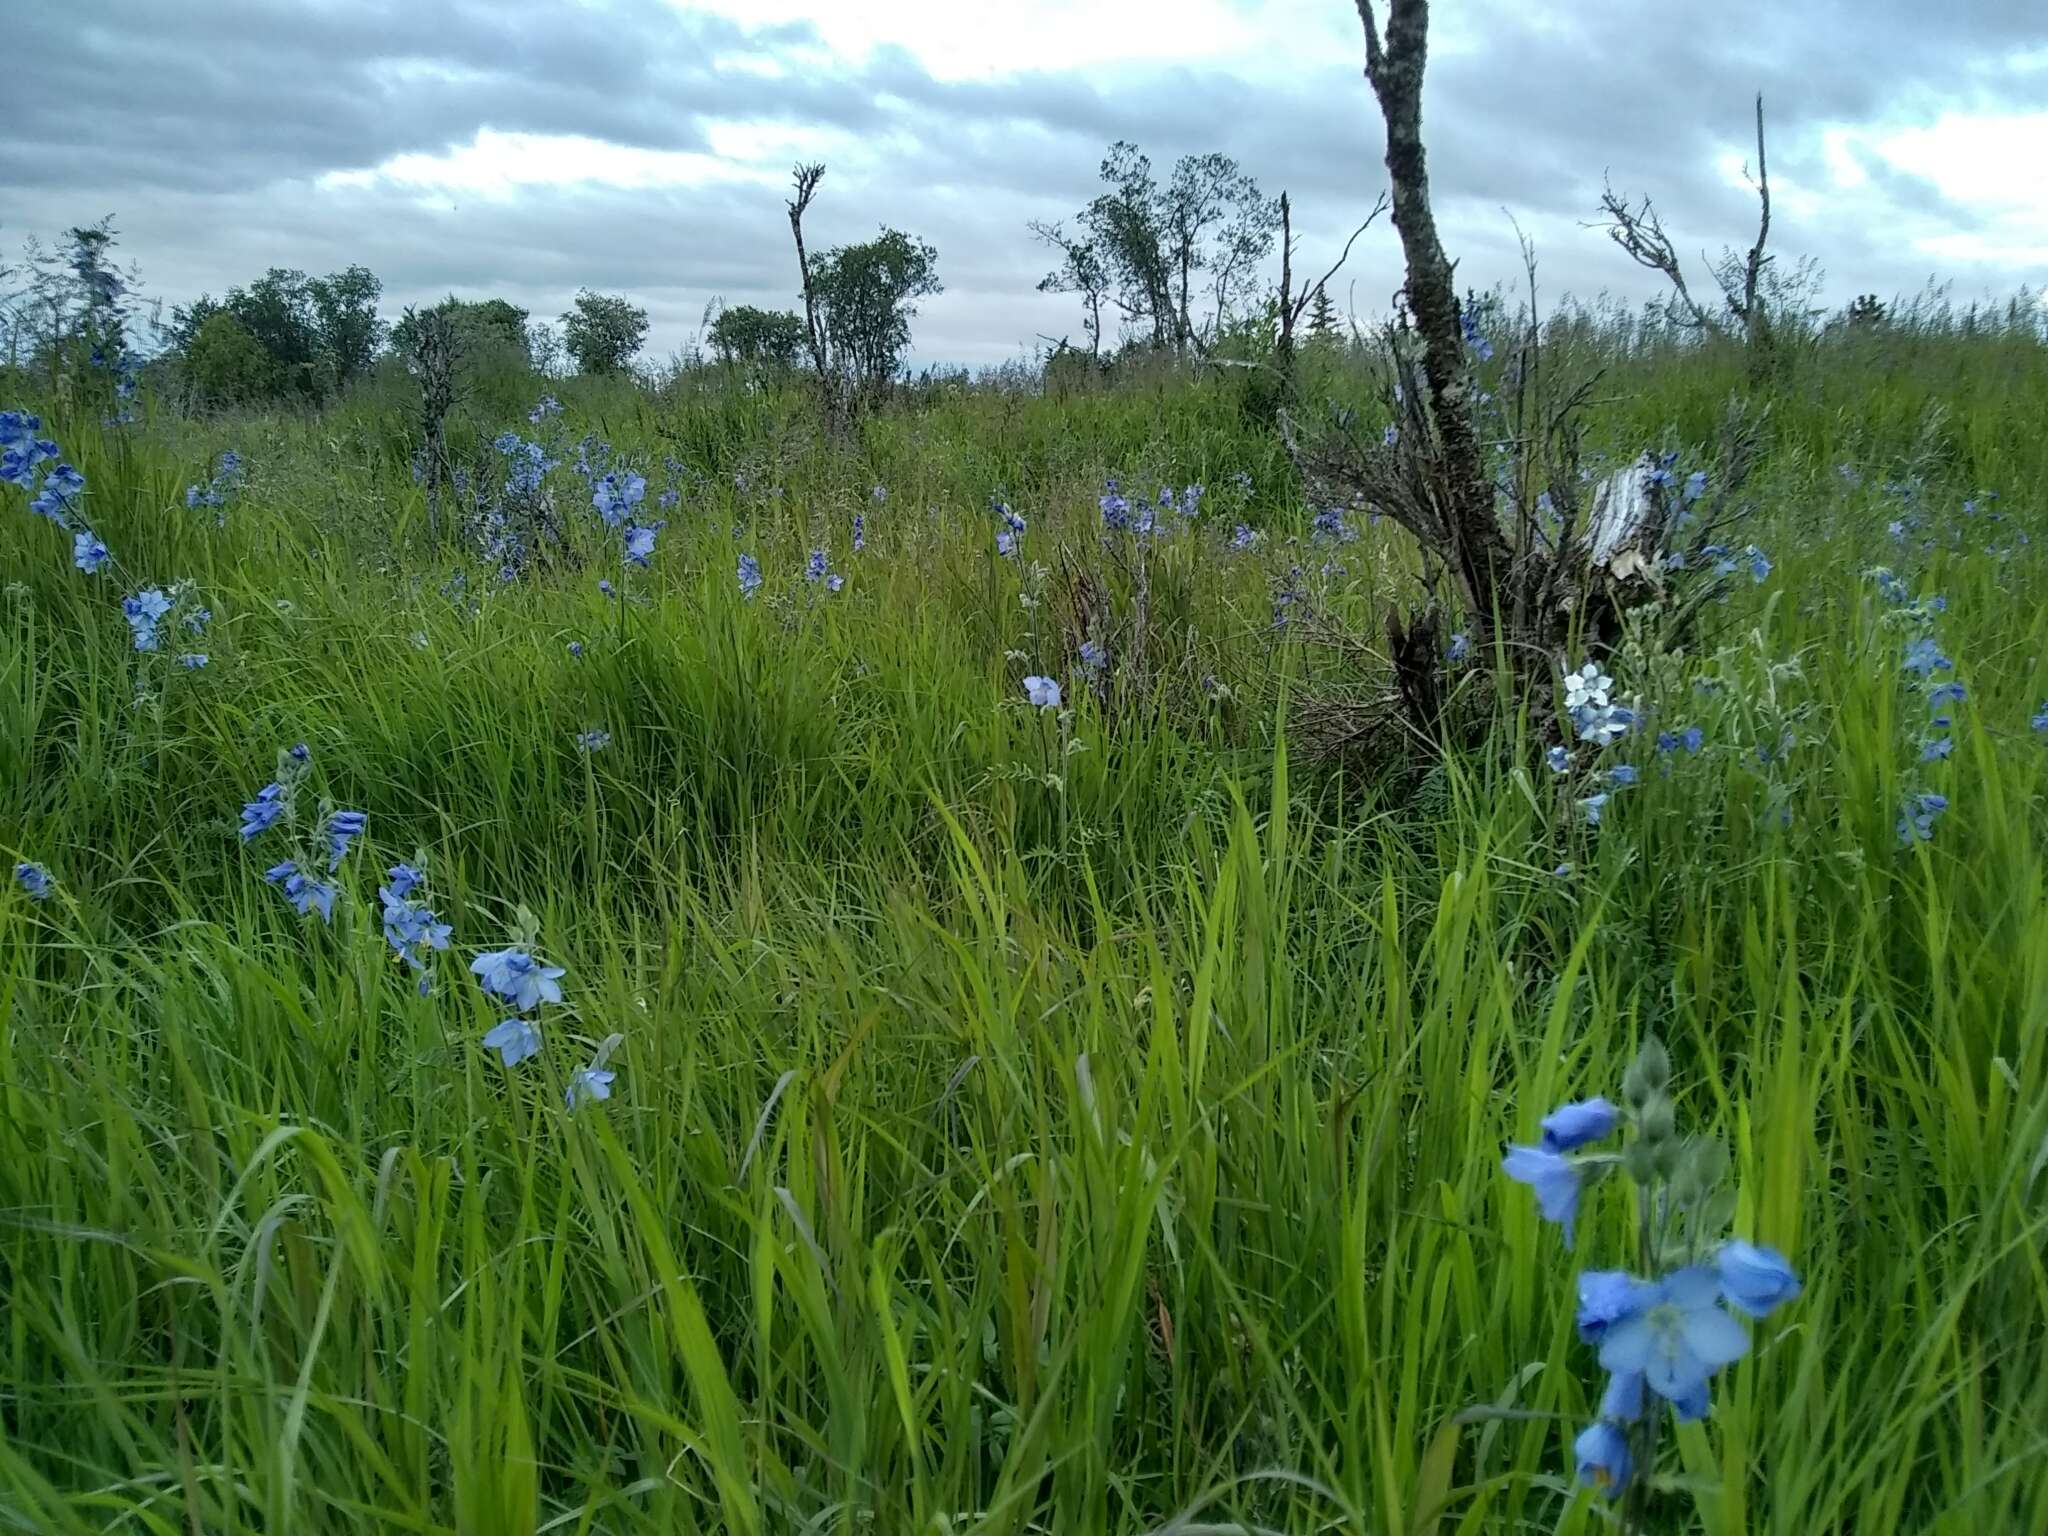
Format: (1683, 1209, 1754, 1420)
(1599, 94, 1776, 363)
(1274, 189, 1386, 405)
(1352, 0, 1510, 635)
(1028, 219, 1111, 359)
(786, 162, 842, 426)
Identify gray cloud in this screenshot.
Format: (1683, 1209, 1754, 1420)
(6, 0, 2042, 368)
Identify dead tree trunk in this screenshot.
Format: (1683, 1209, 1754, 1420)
(1355, 0, 1511, 635)
(787, 162, 844, 432)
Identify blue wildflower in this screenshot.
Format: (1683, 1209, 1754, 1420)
(1231, 524, 1259, 551)
(1579, 792, 1612, 825)
(1920, 736, 1953, 762)
(1656, 726, 1704, 755)
(1901, 636, 1952, 677)
(1715, 1240, 1801, 1318)
(852, 512, 865, 551)
(567, 641, 584, 658)
(483, 1018, 543, 1067)
(1023, 675, 1061, 710)
(1896, 791, 1949, 846)
(566, 1065, 616, 1107)
(737, 553, 762, 599)
(471, 949, 566, 1011)
(622, 523, 659, 566)
(805, 548, 828, 583)
(1501, 1145, 1584, 1247)
(591, 471, 646, 528)
(1596, 1265, 1750, 1413)
(1577, 1270, 1657, 1343)
(380, 890, 452, 971)
(1446, 631, 1472, 664)
(871, 483, 887, 502)
(2033, 702, 2048, 734)
(178, 653, 209, 669)
(1099, 481, 1130, 531)
(323, 810, 367, 870)
(266, 861, 337, 922)
(30, 462, 86, 523)
(1546, 745, 1570, 774)
(1079, 640, 1106, 672)
(14, 861, 54, 901)
(1573, 1421, 1631, 1500)
(1928, 681, 1966, 707)
(1540, 1097, 1619, 1152)
(996, 530, 1019, 558)
(1608, 764, 1639, 786)
(240, 783, 287, 841)
(121, 588, 173, 651)
(385, 863, 424, 899)
(73, 531, 109, 573)
(577, 728, 611, 752)
(1682, 470, 1707, 503)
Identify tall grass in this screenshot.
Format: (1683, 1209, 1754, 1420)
(3, 325, 2047, 1533)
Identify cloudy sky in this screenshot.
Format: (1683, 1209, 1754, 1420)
(8, 0, 2044, 367)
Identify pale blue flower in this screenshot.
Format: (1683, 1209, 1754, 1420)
(14, 861, 54, 901)
(996, 529, 1019, 558)
(1501, 1145, 1584, 1246)
(1446, 631, 1472, 664)
(566, 1066, 616, 1107)
(1715, 1240, 1801, 1318)
(324, 810, 368, 870)
(385, 863, 424, 899)
(471, 948, 565, 1011)
(622, 523, 659, 566)
(1546, 745, 1570, 774)
(577, 728, 611, 752)
(178, 653, 209, 669)
(1580, 792, 1612, 825)
(483, 1017, 542, 1067)
(1573, 1421, 1630, 1500)
(73, 531, 109, 573)
(805, 548, 828, 583)
(1608, 764, 1639, 786)
(1079, 641, 1106, 672)
(1023, 675, 1061, 710)
(738, 553, 762, 599)
(1540, 1097, 1619, 1152)
(1577, 1270, 1657, 1343)
(240, 783, 287, 841)
(1596, 1265, 1750, 1411)
(1902, 636, 1952, 677)
(122, 588, 173, 651)
(1231, 524, 1259, 551)
(1920, 736, 1953, 762)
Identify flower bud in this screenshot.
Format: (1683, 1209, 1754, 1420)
(1639, 1097, 1675, 1146)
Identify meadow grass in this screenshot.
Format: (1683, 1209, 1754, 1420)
(3, 329, 2048, 1533)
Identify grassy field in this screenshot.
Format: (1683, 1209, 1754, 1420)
(4, 323, 2048, 1534)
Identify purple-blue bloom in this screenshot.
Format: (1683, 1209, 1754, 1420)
(1596, 1265, 1750, 1411)
(1715, 1240, 1801, 1318)
(324, 810, 367, 870)
(122, 588, 173, 651)
(240, 783, 287, 841)
(483, 1017, 543, 1067)
(738, 553, 762, 599)
(14, 861, 54, 901)
(1541, 1097, 1620, 1152)
(73, 531, 110, 573)
(1501, 1144, 1584, 1247)
(1023, 675, 1061, 710)
(1573, 1421, 1630, 1500)
(471, 948, 566, 1011)
(566, 1066, 617, 1107)
(622, 523, 659, 566)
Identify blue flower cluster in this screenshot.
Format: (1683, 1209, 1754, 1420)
(239, 744, 364, 925)
(1504, 1040, 1800, 1501)
(379, 862, 452, 994)
(185, 451, 243, 519)
(5, 412, 106, 569)
(14, 862, 55, 902)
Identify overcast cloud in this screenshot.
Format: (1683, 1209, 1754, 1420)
(7, 0, 2044, 366)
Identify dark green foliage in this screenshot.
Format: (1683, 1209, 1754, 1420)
(706, 303, 807, 367)
(807, 228, 941, 391)
(561, 288, 649, 375)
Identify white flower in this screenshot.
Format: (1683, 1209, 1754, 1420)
(1563, 662, 1612, 712)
